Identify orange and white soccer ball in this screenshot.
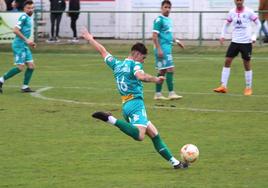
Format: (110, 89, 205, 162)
(180, 144, 199, 163)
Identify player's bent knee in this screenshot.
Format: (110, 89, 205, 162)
(146, 122, 159, 138)
(17, 65, 25, 71)
(134, 126, 146, 141)
(27, 63, 35, 69)
(225, 58, 232, 63)
(149, 131, 158, 138)
(132, 132, 145, 141)
(137, 135, 145, 141)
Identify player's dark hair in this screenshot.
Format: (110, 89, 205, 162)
(131, 43, 147, 55)
(23, 0, 34, 7)
(161, 0, 172, 7)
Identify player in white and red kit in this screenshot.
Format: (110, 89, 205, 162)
(214, 0, 261, 96)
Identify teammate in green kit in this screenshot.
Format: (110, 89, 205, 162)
(81, 28, 188, 169)
(153, 0, 185, 100)
(0, 0, 36, 94)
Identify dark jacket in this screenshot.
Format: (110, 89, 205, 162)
(50, 0, 66, 11)
(69, 0, 80, 11)
(5, 0, 13, 11)
(15, 0, 25, 11)
(68, 0, 80, 17)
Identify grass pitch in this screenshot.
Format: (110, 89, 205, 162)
(0, 43, 267, 188)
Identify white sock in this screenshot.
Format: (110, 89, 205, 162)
(0, 77, 4, 83)
(155, 92, 162, 96)
(108, 116, 117, 125)
(22, 85, 29, 89)
(245, 70, 253, 88)
(169, 91, 175, 95)
(169, 157, 180, 166)
(221, 67, 230, 87)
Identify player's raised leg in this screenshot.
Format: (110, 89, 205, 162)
(92, 111, 142, 141)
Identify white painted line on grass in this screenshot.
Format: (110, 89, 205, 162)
(30, 87, 121, 107)
(30, 87, 268, 114)
(7, 84, 268, 98)
(45, 85, 268, 98)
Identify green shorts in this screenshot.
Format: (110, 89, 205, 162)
(154, 44, 174, 70)
(12, 44, 33, 65)
(122, 98, 150, 127)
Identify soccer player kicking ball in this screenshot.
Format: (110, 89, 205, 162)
(152, 0, 185, 100)
(214, 0, 261, 96)
(81, 28, 188, 169)
(0, 0, 36, 94)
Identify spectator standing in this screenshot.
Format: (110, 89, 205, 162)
(15, 0, 25, 11)
(5, 0, 12, 10)
(47, 0, 66, 42)
(68, 0, 80, 43)
(259, 0, 268, 42)
(11, 0, 18, 11)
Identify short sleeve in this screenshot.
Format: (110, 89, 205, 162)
(104, 53, 117, 70)
(249, 10, 258, 22)
(226, 11, 233, 23)
(15, 14, 27, 29)
(133, 63, 144, 75)
(153, 17, 161, 33)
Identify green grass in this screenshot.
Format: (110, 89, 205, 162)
(0, 44, 268, 188)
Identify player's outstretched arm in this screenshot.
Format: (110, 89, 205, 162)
(13, 26, 36, 48)
(81, 27, 108, 58)
(135, 71, 165, 84)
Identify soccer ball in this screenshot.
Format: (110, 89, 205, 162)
(180, 144, 199, 163)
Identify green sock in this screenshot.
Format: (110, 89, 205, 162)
(166, 72, 174, 92)
(156, 73, 163, 92)
(23, 68, 34, 85)
(115, 119, 140, 141)
(151, 134, 173, 161)
(3, 67, 21, 80)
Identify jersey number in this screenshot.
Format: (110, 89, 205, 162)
(117, 76, 128, 92)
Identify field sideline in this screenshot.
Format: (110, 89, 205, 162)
(0, 44, 267, 188)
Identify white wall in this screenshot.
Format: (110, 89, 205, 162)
(40, 0, 259, 39)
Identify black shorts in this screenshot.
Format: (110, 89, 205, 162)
(226, 42, 252, 61)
